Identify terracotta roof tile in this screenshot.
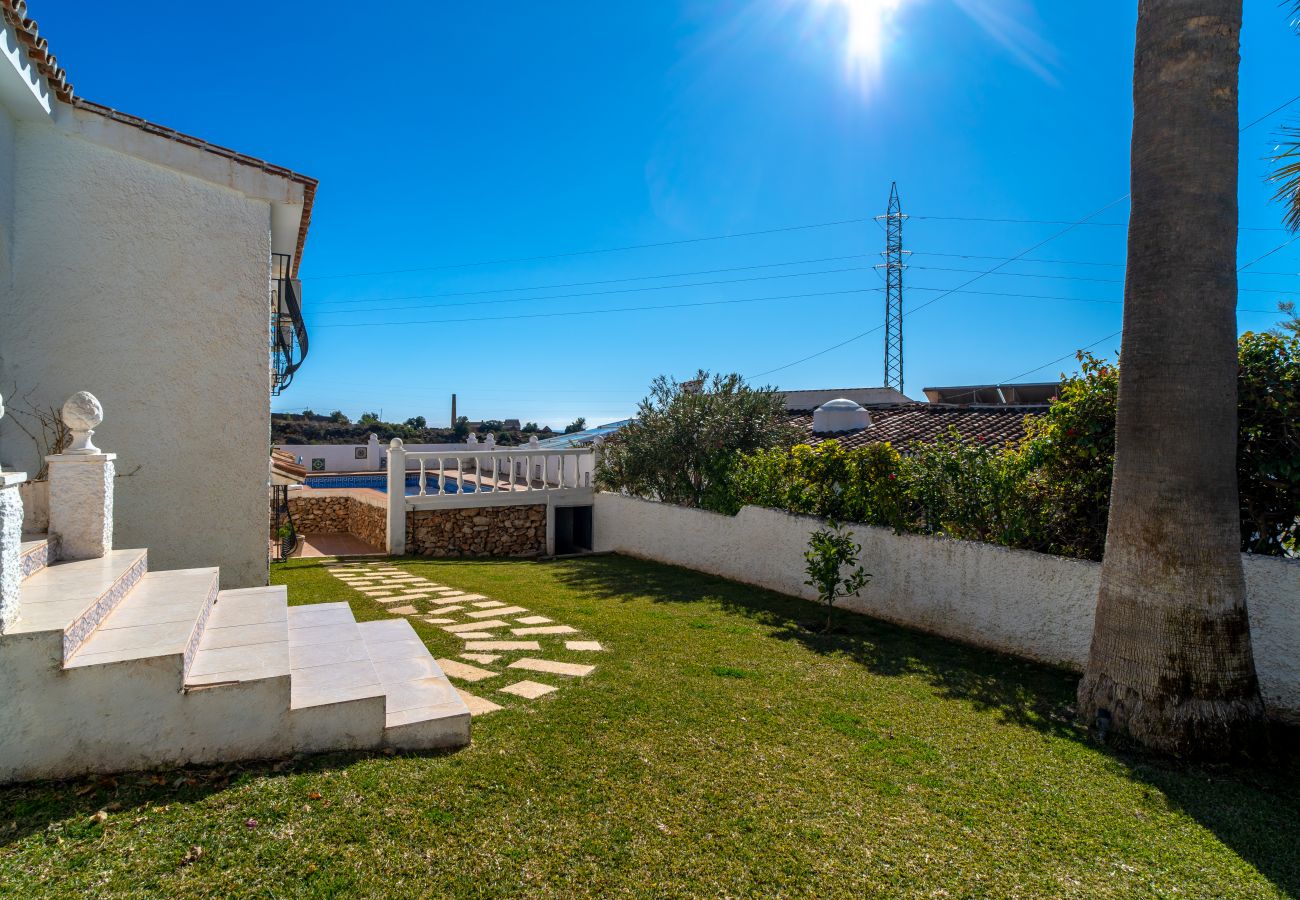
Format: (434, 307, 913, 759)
(1, 0, 73, 102)
(787, 404, 1044, 451)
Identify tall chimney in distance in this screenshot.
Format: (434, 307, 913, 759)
(451, 393, 457, 426)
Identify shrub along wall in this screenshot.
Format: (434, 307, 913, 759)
(593, 493, 1300, 724)
(732, 334, 1300, 560)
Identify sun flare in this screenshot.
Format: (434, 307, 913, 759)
(813, 0, 907, 83)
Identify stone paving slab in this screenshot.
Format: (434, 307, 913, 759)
(443, 620, 511, 634)
(454, 632, 496, 639)
(508, 658, 596, 677)
(565, 641, 605, 651)
(499, 680, 557, 699)
(461, 653, 501, 664)
(465, 640, 542, 652)
(360, 589, 397, 596)
(457, 594, 488, 602)
(467, 606, 528, 619)
(511, 625, 578, 636)
(471, 600, 506, 609)
(456, 688, 503, 716)
(423, 617, 456, 625)
(431, 605, 465, 615)
(436, 658, 499, 683)
(388, 605, 419, 616)
(515, 615, 552, 625)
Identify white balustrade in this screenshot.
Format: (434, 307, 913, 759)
(384, 436, 596, 555)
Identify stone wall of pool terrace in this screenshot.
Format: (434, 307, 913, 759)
(592, 493, 1300, 724)
(284, 489, 545, 558)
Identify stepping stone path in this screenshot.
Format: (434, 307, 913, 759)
(324, 560, 602, 715)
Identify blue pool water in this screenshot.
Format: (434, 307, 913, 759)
(304, 473, 484, 495)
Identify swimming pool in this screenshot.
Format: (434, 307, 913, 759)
(303, 473, 484, 495)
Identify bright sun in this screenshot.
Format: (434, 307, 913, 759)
(812, 0, 907, 85)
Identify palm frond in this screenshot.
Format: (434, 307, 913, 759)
(1270, 124, 1300, 233)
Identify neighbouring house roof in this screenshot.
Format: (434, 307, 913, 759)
(779, 387, 911, 411)
(785, 403, 1044, 451)
(922, 382, 1060, 406)
(270, 448, 307, 485)
(1, 0, 317, 276)
(534, 419, 635, 449)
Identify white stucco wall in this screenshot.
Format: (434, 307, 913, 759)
(593, 494, 1300, 722)
(0, 118, 272, 587)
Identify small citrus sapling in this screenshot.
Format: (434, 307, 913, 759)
(803, 522, 871, 633)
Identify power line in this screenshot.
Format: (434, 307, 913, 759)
(998, 331, 1124, 385)
(311, 253, 873, 308)
(910, 214, 1283, 232)
(312, 264, 879, 318)
(912, 250, 1299, 275)
(902, 285, 1278, 313)
(1241, 93, 1300, 132)
(312, 286, 878, 329)
(908, 263, 1295, 293)
(747, 195, 1134, 380)
(301, 217, 873, 281)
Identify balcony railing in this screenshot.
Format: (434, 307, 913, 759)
(271, 252, 308, 395)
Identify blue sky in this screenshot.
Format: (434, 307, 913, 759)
(41, 1, 1298, 427)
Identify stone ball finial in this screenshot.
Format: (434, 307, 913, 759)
(0, 390, 5, 422)
(389, 437, 404, 449)
(63, 391, 104, 454)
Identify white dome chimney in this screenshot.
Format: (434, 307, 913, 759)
(812, 398, 871, 433)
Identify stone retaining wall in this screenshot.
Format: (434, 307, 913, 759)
(280, 494, 386, 549)
(406, 505, 546, 557)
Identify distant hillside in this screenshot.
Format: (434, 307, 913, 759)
(272, 412, 551, 447)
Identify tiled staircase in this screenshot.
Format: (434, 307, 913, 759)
(0, 533, 470, 782)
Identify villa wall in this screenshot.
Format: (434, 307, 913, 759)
(592, 494, 1300, 723)
(0, 111, 274, 588)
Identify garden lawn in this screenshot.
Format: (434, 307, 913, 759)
(1, 554, 1297, 898)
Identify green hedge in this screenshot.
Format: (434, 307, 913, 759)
(732, 332, 1299, 561)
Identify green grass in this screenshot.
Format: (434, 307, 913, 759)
(1, 554, 1297, 898)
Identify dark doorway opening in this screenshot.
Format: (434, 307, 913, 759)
(554, 505, 593, 555)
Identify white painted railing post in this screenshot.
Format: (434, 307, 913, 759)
(46, 392, 115, 561)
(386, 438, 407, 555)
(0, 392, 27, 631)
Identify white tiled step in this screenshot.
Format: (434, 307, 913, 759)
(65, 567, 219, 672)
(356, 619, 471, 750)
(7, 548, 148, 656)
(19, 533, 59, 579)
(286, 603, 389, 753)
(186, 586, 290, 688)
(288, 603, 386, 709)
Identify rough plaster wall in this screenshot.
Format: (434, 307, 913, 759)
(0, 123, 271, 587)
(593, 494, 1300, 722)
(0, 106, 13, 382)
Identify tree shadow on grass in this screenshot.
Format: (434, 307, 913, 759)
(550, 553, 1300, 897)
(550, 554, 1082, 738)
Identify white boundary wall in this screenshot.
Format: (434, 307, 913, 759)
(275, 438, 465, 474)
(593, 494, 1300, 723)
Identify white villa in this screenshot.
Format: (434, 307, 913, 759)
(0, 2, 310, 588)
(0, 1, 472, 781)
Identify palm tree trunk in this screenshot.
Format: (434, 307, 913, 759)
(1076, 0, 1265, 758)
